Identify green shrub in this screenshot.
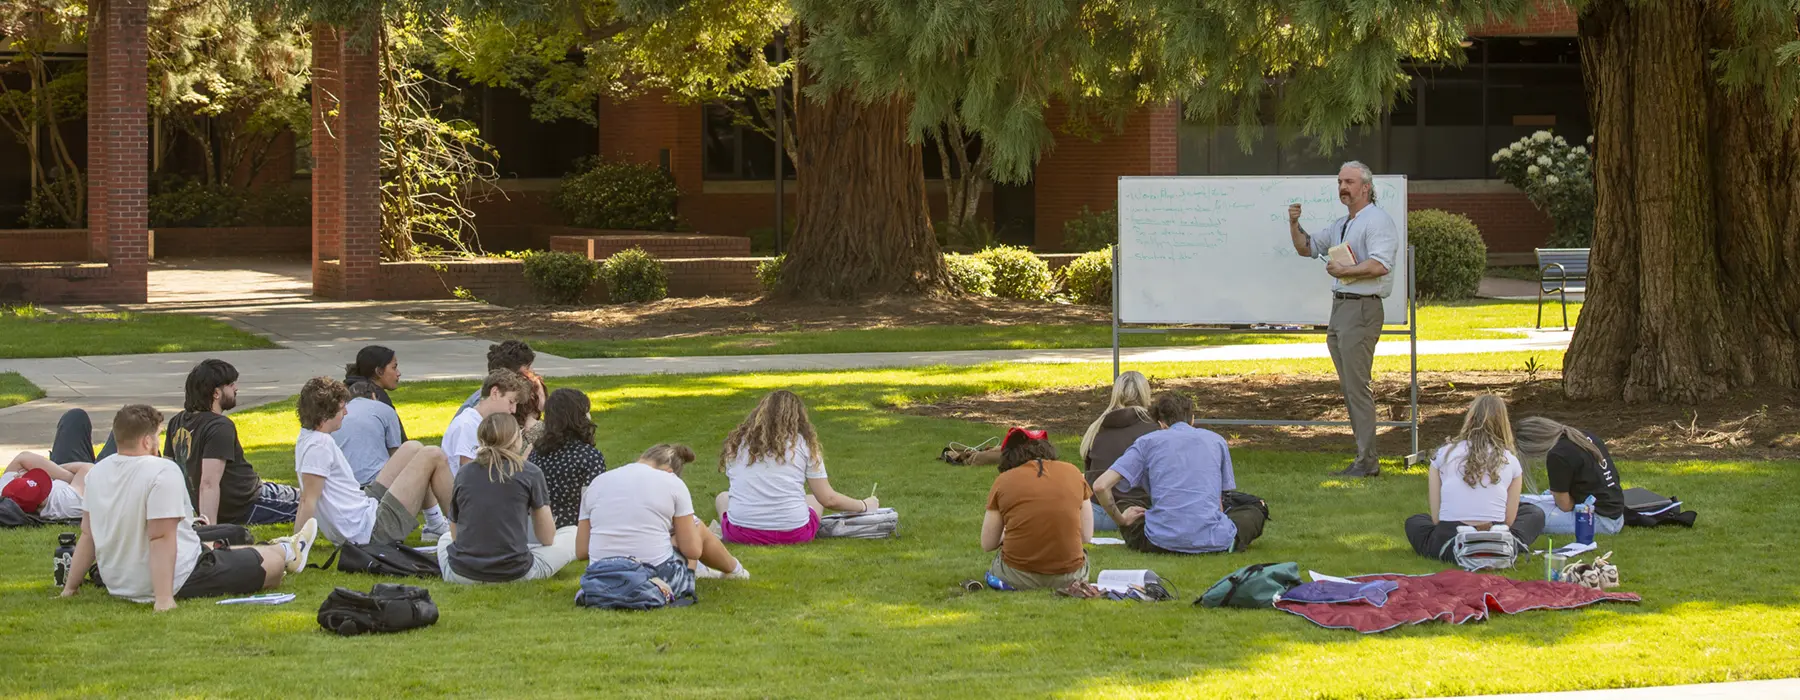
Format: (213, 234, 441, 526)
(147, 176, 311, 228)
(756, 255, 785, 292)
(598, 247, 669, 303)
(1061, 207, 1117, 252)
(1492, 131, 1593, 247)
(1060, 246, 1113, 305)
(944, 253, 996, 297)
(935, 218, 996, 253)
(553, 159, 680, 231)
(973, 245, 1053, 301)
(520, 250, 600, 305)
(746, 219, 794, 254)
(1409, 209, 1487, 300)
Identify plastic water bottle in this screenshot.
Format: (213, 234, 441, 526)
(52, 532, 76, 588)
(1574, 495, 1597, 545)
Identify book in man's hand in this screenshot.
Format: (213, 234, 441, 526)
(1327, 242, 1356, 267)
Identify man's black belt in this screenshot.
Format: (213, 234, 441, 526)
(1333, 292, 1375, 300)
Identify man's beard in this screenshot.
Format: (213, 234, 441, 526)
(220, 394, 237, 412)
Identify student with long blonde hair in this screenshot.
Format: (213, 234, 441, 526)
(714, 391, 874, 545)
(1078, 371, 1157, 531)
(438, 413, 578, 583)
(1403, 395, 1545, 560)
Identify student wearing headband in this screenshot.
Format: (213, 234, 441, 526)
(978, 427, 1094, 590)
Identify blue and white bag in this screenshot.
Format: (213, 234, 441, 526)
(575, 556, 696, 610)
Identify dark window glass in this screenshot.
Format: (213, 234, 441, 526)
(702, 100, 795, 180)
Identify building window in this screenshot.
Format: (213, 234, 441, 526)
(1177, 37, 1589, 180)
(704, 102, 794, 180)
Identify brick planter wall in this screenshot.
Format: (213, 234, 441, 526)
(549, 232, 751, 260)
(0, 230, 89, 262)
(152, 227, 312, 257)
(0, 263, 125, 303)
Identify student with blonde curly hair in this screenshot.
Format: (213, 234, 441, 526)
(714, 391, 874, 545)
(438, 413, 577, 583)
(1404, 395, 1546, 560)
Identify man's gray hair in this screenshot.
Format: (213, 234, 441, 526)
(1341, 160, 1376, 202)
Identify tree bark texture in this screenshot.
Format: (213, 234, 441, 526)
(784, 88, 948, 299)
(1566, 0, 1800, 402)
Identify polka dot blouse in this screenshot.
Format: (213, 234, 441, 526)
(533, 442, 607, 528)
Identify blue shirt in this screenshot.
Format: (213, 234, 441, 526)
(333, 398, 405, 485)
(1107, 422, 1238, 553)
(458, 389, 481, 414)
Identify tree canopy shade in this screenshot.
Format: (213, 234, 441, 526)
(795, 0, 1532, 183)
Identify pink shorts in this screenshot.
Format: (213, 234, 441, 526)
(720, 509, 821, 545)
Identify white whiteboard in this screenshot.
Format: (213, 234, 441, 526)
(1116, 176, 1409, 325)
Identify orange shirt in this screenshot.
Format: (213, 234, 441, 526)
(986, 459, 1093, 575)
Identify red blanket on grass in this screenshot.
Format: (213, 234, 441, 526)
(1275, 570, 1640, 634)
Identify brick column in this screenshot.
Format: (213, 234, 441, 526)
(336, 22, 383, 299)
(1031, 101, 1179, 250)
(85, 0, 150, 302)
(310, 24, 343, 295)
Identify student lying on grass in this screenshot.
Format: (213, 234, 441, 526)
(1514, 417, 1626, 536)
(1404, 395, 1545, 560)
(3, 451, 91, 521)
(980, 427, 1093, 591)
(293, 377, 456, 547)
(62, 404, 316, 611)
(577, 443, 748, 584)
(438, 413, 578, 584)
(714, 390, 876, 546)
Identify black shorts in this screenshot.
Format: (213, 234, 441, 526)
(176, 547, 267, 599)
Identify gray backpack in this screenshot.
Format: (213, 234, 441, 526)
(818, 508, 899, 539)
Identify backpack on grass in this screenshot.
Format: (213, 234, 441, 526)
(1197, 562, 1302, 608)
(575, 557, 695, 610)
(314, 541, 441, 578)
(818, 508, 899, 539)
(317, 583, 439, 636)
(1444, 525, 1525, 571)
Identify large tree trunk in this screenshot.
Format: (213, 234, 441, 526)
(1564, 0, 1800, 402)
(783, 88, 948, 299)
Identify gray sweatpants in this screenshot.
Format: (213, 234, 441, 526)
(1327, 295, 1383, 470)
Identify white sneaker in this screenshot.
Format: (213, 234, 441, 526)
(707, 519, 723, 538)
(421, 519, 448, 543)
(723, 564, 750, 581)
(695, 562, 749, 580)
(271, 518, 318, 574)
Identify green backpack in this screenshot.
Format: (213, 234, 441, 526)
(1196, 562, 1302, 608)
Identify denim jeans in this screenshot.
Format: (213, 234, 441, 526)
(1520, 493, 1626, 536)
(50, 409, 116, 465)
(1091, 502, 1119, 532)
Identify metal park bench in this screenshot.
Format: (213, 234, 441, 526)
(1535, 247, 1589, 330)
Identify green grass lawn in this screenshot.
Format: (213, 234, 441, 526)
(0, 305, 277, 359)
(4, 352, 1789, 699)
(537, 300, 1584, 359)
(0, 371, 44, 409)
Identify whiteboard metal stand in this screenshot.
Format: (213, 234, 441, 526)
(1111, 245, 1424, 465)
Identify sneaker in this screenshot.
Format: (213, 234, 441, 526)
(694, 562, 725, 579)
(421, 519, 448, 543)
(271, 518, 318, 574)
(723, 564, 750, 581)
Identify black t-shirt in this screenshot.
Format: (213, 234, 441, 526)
(1547, 432, 1625, 519)
(448, 461, 551, 582)
(164, 411, 262, 525)
(532, 443, 607, 529)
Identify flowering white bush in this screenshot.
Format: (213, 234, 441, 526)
(1493, 130, 1594, 247)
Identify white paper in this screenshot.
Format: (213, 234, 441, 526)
(1089, 537, 1125, 546)
(1308, 570, 1356, 584)
(216, 593, 296, 606)
(1095, 569, 1156, 593)
(1553, 542, 1597, 557)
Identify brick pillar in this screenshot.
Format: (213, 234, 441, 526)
(1031, 102, 1179, 250)
(85, 0, 150, 302)
(336, 22, 383, 299)
(310, 24, 343, 295)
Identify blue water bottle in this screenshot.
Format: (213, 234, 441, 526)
(1574, 495, 1596, 545)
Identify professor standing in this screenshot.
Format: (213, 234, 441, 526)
(1286, 161, 1400, 477)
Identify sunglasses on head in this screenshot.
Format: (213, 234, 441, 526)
(1005, 427, 1048, 444)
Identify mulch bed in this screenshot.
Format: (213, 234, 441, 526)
(397, 295, 1110, 341)
(898, 371, 1800, 462)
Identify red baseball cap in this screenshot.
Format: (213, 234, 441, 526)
(2, 468, 53, 513)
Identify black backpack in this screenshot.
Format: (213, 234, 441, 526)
(317, 583, 439, 636)
(316, 541, 442, 578)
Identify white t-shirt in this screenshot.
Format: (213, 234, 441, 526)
(578, 462, 694, 566)
(1434, 440, 1524, 524)
(723, 439, 826, 531)
(82, 454, 203, 603)
(296, 429, 379, 544)
(0, 471, 84, 520)
(442, 408, 483, 476)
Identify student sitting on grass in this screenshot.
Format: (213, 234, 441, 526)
(438, 413, 578, 584)
(166, 359, 300, 525)
(533, 388, 608, 529)
(3, 452, 91, 521)
(62, 405, 317, 611)
(343, 345, 405, 436)
(1514, 416, 1626, 536)
(335, 382, 407, 485)
(577, 444, 748, 584)
(981, 427, 1093, 590)
(441, 369, 534, 474)
(1404, 395, 1546, 560)
(715, 390, 876, 545)
(1079, 371, 1158, 533)
(293, 378, 456, 546)
(1093, 393, 1266, 554)
(458, 340, 547, 417)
